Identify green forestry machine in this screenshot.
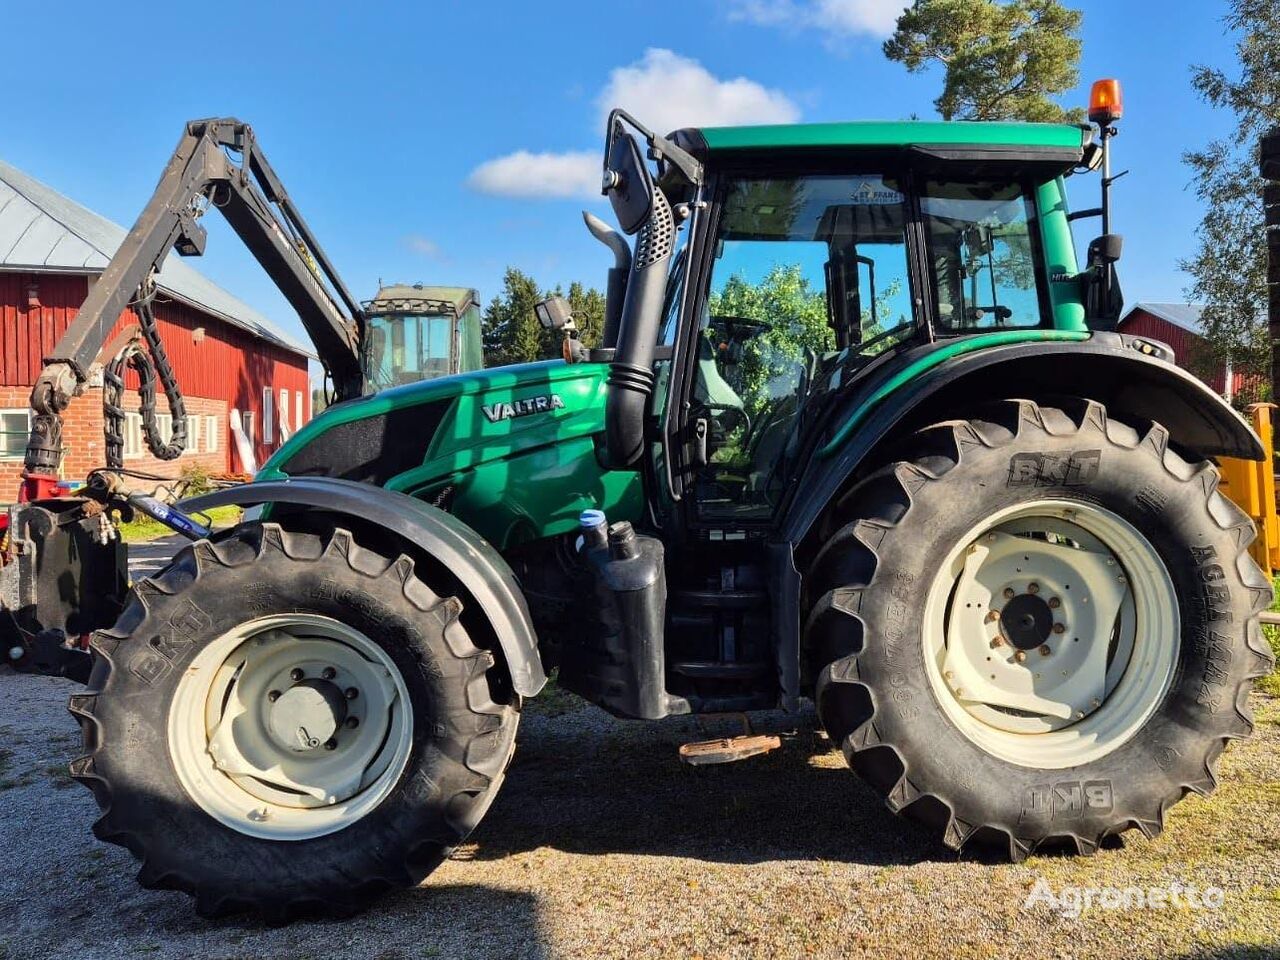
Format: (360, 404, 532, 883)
(7, 80, 1278, 917)
(362, 284, 485, 390)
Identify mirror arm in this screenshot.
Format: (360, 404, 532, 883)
(605, 108, 704, 186)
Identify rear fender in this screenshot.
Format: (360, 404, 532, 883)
(182, 476, 546, 696)
(784, 333, 1263, 546)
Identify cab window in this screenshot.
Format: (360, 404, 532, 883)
(690, 173, 916, 522)
(922, 181, 1044, 330)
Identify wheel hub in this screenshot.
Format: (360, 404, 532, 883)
(999, 592, 1054, 650)
(168, 614, 413, 841)
(267, 679, 349, 752)
(923, 501, 1180, 769)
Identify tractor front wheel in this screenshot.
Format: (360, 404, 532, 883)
(809, 400, 1275, 859)
(69, 521, 518, 918)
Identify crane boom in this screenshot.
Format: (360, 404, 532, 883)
(22, 118, 366, 487)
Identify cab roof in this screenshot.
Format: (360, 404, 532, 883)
(693, 120, 1089, 153)
(363, 284, 479, 317)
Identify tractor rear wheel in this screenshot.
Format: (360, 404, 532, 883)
(808, 400, 1275, 859)
(69, 521, 518, 918)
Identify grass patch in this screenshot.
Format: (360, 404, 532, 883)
(525, 671, 585, 718)
(118, 504, 242, 543)
(1259, 576, 1280, 695)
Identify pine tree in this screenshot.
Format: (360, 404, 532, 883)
(884, 0, 1085, 123)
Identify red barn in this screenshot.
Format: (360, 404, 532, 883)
(1118, 302, 1257, 402)
(0, 158, 312, 494)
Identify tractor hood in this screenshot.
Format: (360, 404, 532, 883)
(257, 360, 642, 548)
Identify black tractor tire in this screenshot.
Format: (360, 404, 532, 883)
(808, 399, 1275, 860)
(68, 521, 519, 918)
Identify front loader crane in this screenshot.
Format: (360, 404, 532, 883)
(6, 118, 369, 675)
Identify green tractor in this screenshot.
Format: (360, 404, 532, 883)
(35, 94, 1275, 917)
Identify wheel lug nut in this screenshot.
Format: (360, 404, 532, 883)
(322, 667, 336, 680)
(1014, 650, 1027, 663)
(323, 739, 337, 750)
(1048, 597, 1061, 609)
(1003, 587, 1015, 599)
(290, 668, 304, 682)
(1027, 582, 1040, 595)
(990, 636, 1005, 648)
(345, 687, 359, 700)
(1039, 644, 1052, 656)
(267, 689, 281, 702)
(985, 610, 999, 623)
(346, 716, 359, 729)
(1052, 623, 1066, 634)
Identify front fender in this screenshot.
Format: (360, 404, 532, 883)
(181, 477, 546, 696)
(784, 332, 1263, 544)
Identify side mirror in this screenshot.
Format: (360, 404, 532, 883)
(535, 296, 574, 331)
(602, 120, 654, 235)
(1084, 234, 1124, 328)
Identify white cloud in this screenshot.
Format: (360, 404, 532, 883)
(726, 0, 903, 37)
(467, 50, 799, 200)
(403, 234, 441, 258)
(595, 48, 800, 135)
(466, 150, 599, 200)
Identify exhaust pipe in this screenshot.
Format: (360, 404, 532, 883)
(604, 188, 676, 469)
(583, 211, 631, 349)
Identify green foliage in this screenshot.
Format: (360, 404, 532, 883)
(481, 268, 607, 367)
(1180, 0, 1280, 406)
(708, 264, 832, 417)
(482, 268, 544, 367)
(177, 461, 215, 497)
(884, 0, 1085, 122)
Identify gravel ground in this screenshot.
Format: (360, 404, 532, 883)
(0, 669, 1276, 960)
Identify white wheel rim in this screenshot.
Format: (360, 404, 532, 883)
(168, 614, 414, 841)
(922, 500, 1179, 768)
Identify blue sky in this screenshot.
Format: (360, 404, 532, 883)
(0, 0, 1243, 357)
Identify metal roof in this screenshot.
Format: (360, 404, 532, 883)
(1125, 302, 1205, 335)
(364, 284, 479, 316)
(0, 157, 309, 356)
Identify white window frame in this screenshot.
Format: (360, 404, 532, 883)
(123, 412, 143, 459)
(156, 412, 173, 447)
(278, 388, 290, 440)
(205, 415, 219, 454)
(0, 409, 31, 461)
(295, 390, 304, 431)
(183, 414, 200, 455)
(262, 387, 274, 444)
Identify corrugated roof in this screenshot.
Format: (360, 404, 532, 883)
(1126, 302, 1205, 335)
(0, 157, 309, 356)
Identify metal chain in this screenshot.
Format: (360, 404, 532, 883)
(102, 281, 188, 468)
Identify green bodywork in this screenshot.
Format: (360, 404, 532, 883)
(697, 119, 1086, 153)
(260, 361, 644, 548)
(262, 120, 1095, 541)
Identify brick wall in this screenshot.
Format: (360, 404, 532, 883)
(0, 387, 231, 496)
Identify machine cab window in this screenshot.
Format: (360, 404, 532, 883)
(922, 180, 1044, 330)
(690, 173, 916, 522)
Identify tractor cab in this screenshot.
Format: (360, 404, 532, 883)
(359, 284, 484, 392)
(569, 111, 1124, 536)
